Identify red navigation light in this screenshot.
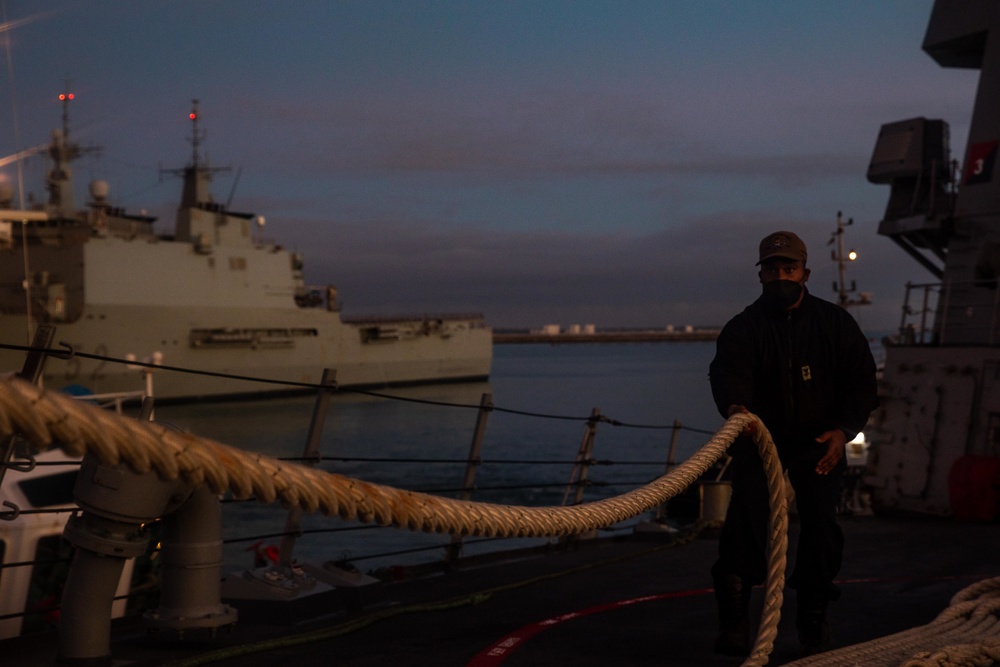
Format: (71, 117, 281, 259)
(189, 112, 197, 120)
(58, 93, 75, 101)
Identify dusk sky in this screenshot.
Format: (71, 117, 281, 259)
(0, 1, 980, 333)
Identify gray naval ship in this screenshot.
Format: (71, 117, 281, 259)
(864, 1, 1000, 518)
(0, 101, 492, 400)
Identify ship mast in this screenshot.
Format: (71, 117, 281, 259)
(830, 210, 872, 309)
(162, 99, 229, 209)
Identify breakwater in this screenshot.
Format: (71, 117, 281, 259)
(493, 329, 720, 344)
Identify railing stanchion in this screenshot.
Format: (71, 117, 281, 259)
(563, 408, 600, 508)
(558, 408, 600, 543)
(921, 283, 932, 343)
(0, 324, 55, 493)
(278, 368, 337, 569)
(447, 392, 492, 563)
(654, 419, 682, 521)
(899, 281, 911, 337)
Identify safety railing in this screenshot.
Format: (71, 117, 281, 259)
(0, 338, 722, 644)
(896, 279, 1000, 346)
(0, 367, 783, 666)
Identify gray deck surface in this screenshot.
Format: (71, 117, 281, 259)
(5, 514, 998, 666)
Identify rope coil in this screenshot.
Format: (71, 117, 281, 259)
(781, 577, 1000, 667)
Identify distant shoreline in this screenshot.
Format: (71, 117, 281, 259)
(492, 329, 720, 344)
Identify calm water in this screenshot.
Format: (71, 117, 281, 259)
(155, 342, 723, 574)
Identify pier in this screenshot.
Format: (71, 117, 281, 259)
(493, 329, 720, 344)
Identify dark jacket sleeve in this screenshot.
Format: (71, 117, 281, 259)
(831, 310, 879, 438)
(709, 312, 756, 419)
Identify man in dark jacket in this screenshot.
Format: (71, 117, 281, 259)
(708, 230, 878, 657)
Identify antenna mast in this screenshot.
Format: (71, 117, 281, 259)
(160, 99, 229, 208)
(830, 211, 872, 309)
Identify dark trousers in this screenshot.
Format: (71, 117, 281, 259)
(711, 437, 845, 600)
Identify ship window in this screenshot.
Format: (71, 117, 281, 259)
(18, 470, 78, 507)
(229, 257, 247, 271)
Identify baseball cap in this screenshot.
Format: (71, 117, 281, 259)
(757, 231, 807, 265)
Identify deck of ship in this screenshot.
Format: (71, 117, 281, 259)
(4, 513, 997, 666)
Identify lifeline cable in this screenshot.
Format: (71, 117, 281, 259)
(0, 341, 717, 431)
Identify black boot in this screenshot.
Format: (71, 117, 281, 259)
(796, 589, 831, 656)
(713, 574, 751, 656)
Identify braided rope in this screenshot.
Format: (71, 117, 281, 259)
(747, 421, 789, 667)
(780, 575, 1000, 667)
(0, 375, 788, 664)
(5, 377, 995, 666)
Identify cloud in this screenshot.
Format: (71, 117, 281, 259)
(288, 209, 874, 330)
(1, 1, 954, 340)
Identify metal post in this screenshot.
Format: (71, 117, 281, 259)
(146, 485, 237, 637)
(836, 211, 848, 307)
(447, 392, 492, 563)
(921, 284, 932, 343)
(939, 280, 952, 345)
(21, 220, 33, 344)
(558, 408, 600, 543)
(0, 324, 55, 492)
(278, 369, 337, 569)
(899, 281, 912, 337)
(563, 408, 600, 508)
(654, 420, 682, 521)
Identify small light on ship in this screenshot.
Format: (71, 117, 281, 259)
(848, 250, 858, 261)
(847, 431, 867, 457)
(58, 93, 75, 101)
(189, 112, 197, 120)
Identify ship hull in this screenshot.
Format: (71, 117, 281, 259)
(0, 101, 492, 402)
(0, 305, 492, 400)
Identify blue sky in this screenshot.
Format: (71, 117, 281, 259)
(0, 1, 980, 332)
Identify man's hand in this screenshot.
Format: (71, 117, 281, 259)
(727, 404, 757, 436)
(815, 429, 847, 475)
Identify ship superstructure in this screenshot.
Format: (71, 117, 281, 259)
(0, 100, 491, 400)
(865, 1, 1000, 516)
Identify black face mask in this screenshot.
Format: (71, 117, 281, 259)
(762, 279, 804, 311)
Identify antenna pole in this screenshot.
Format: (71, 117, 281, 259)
(2, 2, 33, 341)
(189, 98, 202, 167)
(61, 80, 73, 140)
(836, 211, 848, 306)
(830, 210, 870, 310)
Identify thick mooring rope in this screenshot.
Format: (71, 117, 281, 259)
(0, 376, 786, 664)
(782, 576, 1000, 667)
(0, 376, 778, 540)
(3, 376, 995, 666)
